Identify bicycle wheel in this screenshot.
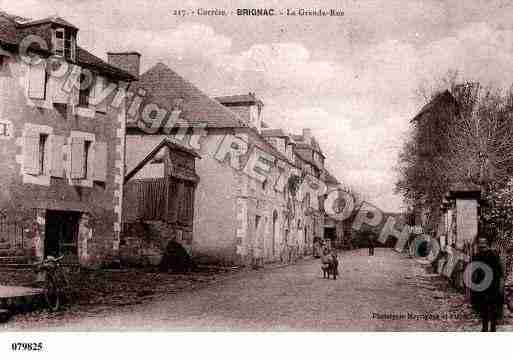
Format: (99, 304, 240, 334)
(44, 275, 60, 312)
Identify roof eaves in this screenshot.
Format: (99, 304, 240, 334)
(125, 137, 200, 182)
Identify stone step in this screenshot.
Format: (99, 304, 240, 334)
(0, 249, 28, 257)
(0, 256, 32, 266)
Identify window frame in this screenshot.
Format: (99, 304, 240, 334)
(21, 125, 53, 186)
(53, 27, 76, 62)
(69, 131, 95, 187)
(83, 140, 93, 179)
(38, 133, 49, 175)
(78, 73, 90, 108)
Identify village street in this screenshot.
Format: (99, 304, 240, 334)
(2, 249, 491, 331)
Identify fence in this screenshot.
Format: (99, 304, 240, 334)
(0, 212, 26, 251)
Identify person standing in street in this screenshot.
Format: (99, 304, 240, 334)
(471, 237, 505, 332)
(368, 233, 375, 256)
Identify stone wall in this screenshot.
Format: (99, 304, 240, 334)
(120, 221, 192, 267)
(0, 52, 124, 267)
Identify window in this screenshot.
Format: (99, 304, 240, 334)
(83, 140, 92, 179)
(305, 192, 311, 209)
(54, 28, 75, 61)
(78, 74, 90, 107)
(70, 136, 105, 182)
(23, 131, 50, 176)
(38, 134, 48, 175)
(255, 215, 261, 230)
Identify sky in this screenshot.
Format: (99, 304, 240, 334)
(3, 0, 513, 211)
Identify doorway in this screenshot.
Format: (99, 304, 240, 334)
(304, 226, 308, 255)
(45, 210, 80, 261)
(324, 227, 336, 248)
(272, 210, 278, 257)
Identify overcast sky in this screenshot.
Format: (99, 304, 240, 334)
(3, 0, 513, 211)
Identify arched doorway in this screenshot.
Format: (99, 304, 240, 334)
(272, 210, 278, 257)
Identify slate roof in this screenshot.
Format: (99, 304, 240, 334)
(16, 16, 78, 30)
(293, 149, 312, 165)
(77, 47, 134, 81)
(0, 11, 134, 81)
(127, 62, 247, 128)
(251, 130, 296, 167)
(411, 90, 459, 123)
(291, 133, 324, 156)
(323, 169, 340, 185)
(215, 93, 263, 106)
(0, 13, 18, 45)
(261, 128, 288, 138)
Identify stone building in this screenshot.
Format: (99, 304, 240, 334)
(262, 128, 336, 255)
(321, 169, 345, 249)
(0, 12, 134, 267)
(122, 61, 326, 266)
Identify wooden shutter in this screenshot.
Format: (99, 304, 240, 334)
(70, 137, 85, 179)
(51, 68, 69, 104)
(23, 133, 40, 175)
(177, 181, 187, 223)
(167, 178, 179, 223)
(50, 135, 65, 177)
(28, 63, 46, 100)
(92, 141, 107, 182)
(185, 183, 195, 225)
(93, 76, 108, 113)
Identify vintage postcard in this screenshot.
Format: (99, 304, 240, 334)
(0, 0, 512, 356)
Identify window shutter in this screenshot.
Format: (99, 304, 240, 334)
(167, 178, 179, 223)
(93, 76, 108, 113)
(49, 135, 65, 177)
(70, 137, 85, 179)
(177, 181, 186, 223)
(28, 63, 46, 100)
(50, 67, 69, 104)
(92, 141, 108, 182)
(23, 134, 40, 175)
(186, 183, 194, 225)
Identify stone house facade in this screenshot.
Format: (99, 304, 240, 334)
(123, 62, 328, 266)
(0, 13, 134, 267)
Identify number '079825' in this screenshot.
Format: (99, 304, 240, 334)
(11, 342, 44, 351)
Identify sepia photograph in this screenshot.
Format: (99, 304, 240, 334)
(0, 0, 512, 356)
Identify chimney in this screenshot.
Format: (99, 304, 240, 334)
(302, 128, 312, 143)
(107, 51, 141, 79)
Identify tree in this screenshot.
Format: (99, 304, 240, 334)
(395, 72, 513, 245)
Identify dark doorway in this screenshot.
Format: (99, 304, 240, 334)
(272, 210, 278, 257)
(324, 227, 336, 247)
(45, 210, 80, 260)
(324, 227, 336, 240)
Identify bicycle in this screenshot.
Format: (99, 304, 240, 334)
(33, 256, 71, 311)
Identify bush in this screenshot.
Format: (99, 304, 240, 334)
(159, 240, 193, 273)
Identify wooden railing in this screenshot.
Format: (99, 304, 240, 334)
(0, 212, 26, 252)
